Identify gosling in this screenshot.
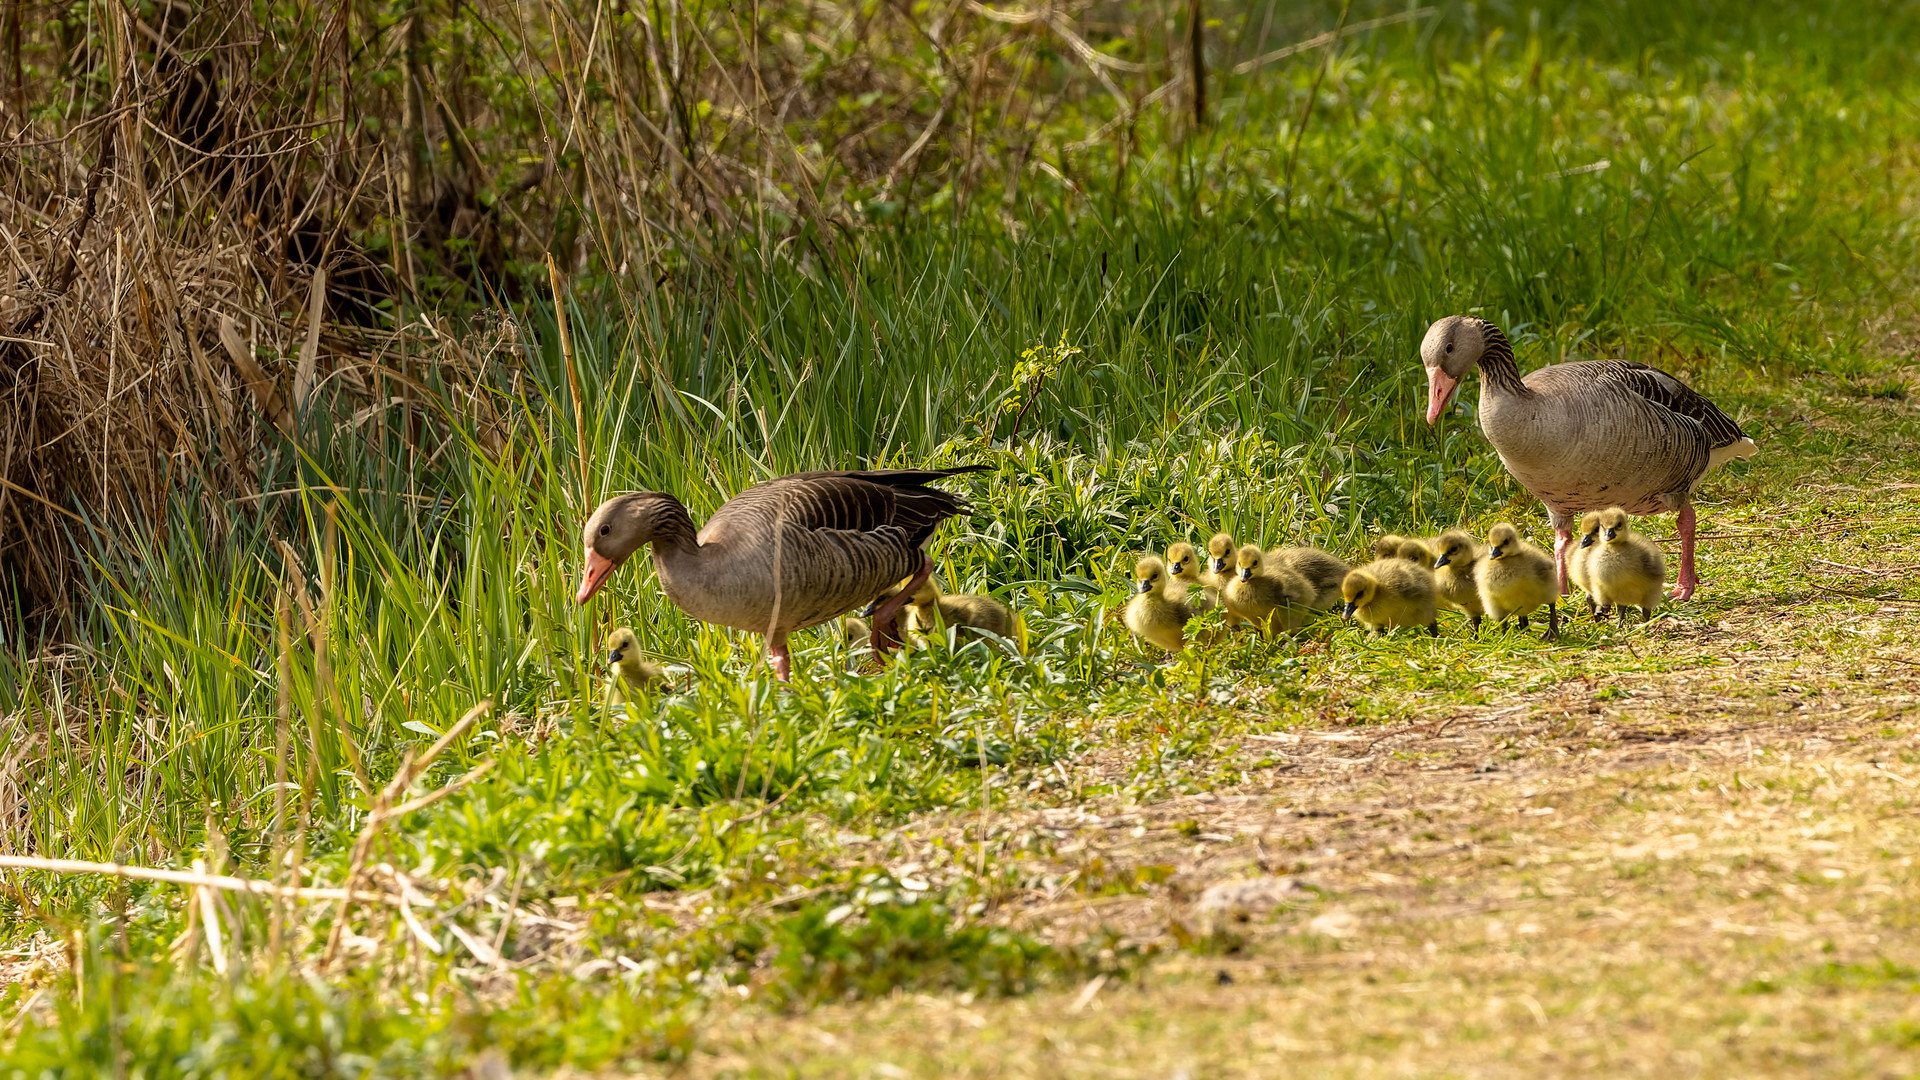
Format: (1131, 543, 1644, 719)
(901, 577, 1015, 650)
(1429, 529, 1487, 631)
(1265, 545, 1352, 610)
(1165, 541, 1218, 610)
(606, 627, 668, 698)
(1587, 507, 1666, 624)
(1371, 533, 1412, 561)
(1225, 544, 1317, 634)
(1477, 523, 1558, 640)
(1340, 556, 1438, 636)
(1204, 532, 1244, 625)
(1569, 511, 1603, 616)
(1125, 555, 1193, 653)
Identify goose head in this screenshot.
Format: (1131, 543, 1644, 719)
(1341, 569, 1378, 618)
(1165, 541, 1201, 583)
(1234, 544, 1264, 582)
(1432, 529, 1477, 568)
(579, 492, 684, 604)
(1133, 556, 1169, 597)
(1206, 533, 1236, 576)
(1576, 511, 1604, 549)
(1598, 507, 1633, 543)
(1484, 522, 1522, 560)
(1420, 315, 1488, 424)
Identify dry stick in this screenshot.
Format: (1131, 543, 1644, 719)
(0, 857, 400, 903)
(1281, 0, 1353, 216)
(321, 702, 492, 968)
(547, 255, 590, 508)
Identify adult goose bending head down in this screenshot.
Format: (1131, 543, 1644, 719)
(1420, 316, 1757, 600)
(577, 466, 986, 680)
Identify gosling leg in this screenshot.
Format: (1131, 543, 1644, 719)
(1545, 602, 1559, 642)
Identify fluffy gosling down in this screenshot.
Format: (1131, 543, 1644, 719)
(899, 577, 1015, 649)
(606, 627, 669, 697)
(1341, 548, 1439, 635)
(1570, 511, 1604, 615)
(1429, 529, 1487, 630)
(1587, 507, 1667, 623)
(1225, 545, 1317, 634)
(1477, 524, 1559, 639)
(1165, 541, 1217, 609)
(1264, 545, 1352, 610)
(1125, 556, 1194, 653)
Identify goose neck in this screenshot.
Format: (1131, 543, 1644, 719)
(1475, 322, 1531, 398)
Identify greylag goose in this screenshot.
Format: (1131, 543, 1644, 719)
(1420, 316, 1756, 599)
(1586, 507, 1667, 623)
(577, 467, 985, 680)
(1125, 555, 1194, 653)
(1225, 544, 1317, 634)
(1340, 557, 1438, 635)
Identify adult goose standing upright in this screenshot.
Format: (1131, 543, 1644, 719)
(577, 467, 986, 680)
(1420, 316, 1757, 599)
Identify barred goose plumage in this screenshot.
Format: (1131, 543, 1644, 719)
(577, 467, 985, 680)
(1421, 316, 1757, 600)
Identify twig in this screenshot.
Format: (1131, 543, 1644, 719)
(548, 255, 589, 506)
(322, 700, 492, 968)
(1281, 0, 1353, 214)
(1231, 8, 1435, 74)
(1815, 586, 1920, 606)
(0, 856, 397, 903)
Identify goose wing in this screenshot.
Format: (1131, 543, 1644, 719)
(1575, 360, 1749, 448)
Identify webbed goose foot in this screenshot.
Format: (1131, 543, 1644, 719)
(868, 555, 934, 656)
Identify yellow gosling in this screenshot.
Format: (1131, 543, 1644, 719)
(1569, 511, 1604, 616)
(1429, 529, 1487, 631)
(903, 577, 1016, 650)
(1225, 544, 1317, 635)
(1589, 507, 1666, 624)
(1165, 541, 1218, 610)
(606, 627, 668, 698)
(1204, 532, 1244, 625)
(1477, 523, 1559, 639)
(1371, 533, 1411, 561)
(1124, 556, 1193, 653)
(1340, 559, 1438, 635)
(1266, 545, 1352, 610)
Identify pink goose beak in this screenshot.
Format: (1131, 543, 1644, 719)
(1425, 368, 1460, 425)
(577, 549, 617, 604)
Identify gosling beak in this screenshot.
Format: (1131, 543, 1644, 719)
(1580, 533, 1596, 548)
(1425, 368, 1461, 425)
(608, 647, 624, 664)
(577, 548, 618, 604)
(1341, 601, 1357, 619)
(1210, 559, 1227, 574)
(1237, 568, 1252, 581)
(1433, 552, 1452, 568)
(1134, 579, 1152, 595)
(1604, 528, 1618, 541)
(861, 594, 888, 617)
(1489, 545, 1505, 559)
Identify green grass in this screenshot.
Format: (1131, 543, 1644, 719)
(6, 0, 1920, 1074)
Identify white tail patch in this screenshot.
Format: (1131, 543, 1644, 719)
(1707, 437, 1759, 471)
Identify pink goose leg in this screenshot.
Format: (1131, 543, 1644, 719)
(1671, 504, 1699, 601)
(1551, 526, 1573, 597)
(868, 555, 934, 656)
(768, 630, 793, 681)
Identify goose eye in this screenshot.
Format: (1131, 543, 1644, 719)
(1445, 342, 1454, 354)
(598, 524, 611, 537)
